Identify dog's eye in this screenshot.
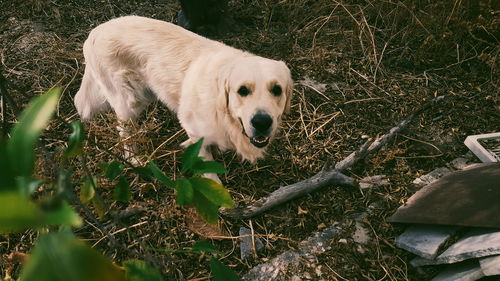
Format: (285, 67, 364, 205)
(271, 84, 282, 97)
(237, 86, 250, 97)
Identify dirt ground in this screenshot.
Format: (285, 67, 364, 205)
(1, 0, 498, 280)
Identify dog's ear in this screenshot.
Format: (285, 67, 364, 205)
(282, 62, 293, 115)
(284, 80, 294, 114)
(216, 66, 231, 113)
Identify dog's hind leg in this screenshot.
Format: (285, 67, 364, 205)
(110, 72, 154, 166)
(74, 67, 109, 121)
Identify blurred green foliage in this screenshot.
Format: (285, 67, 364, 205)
(0, 88, 240, 280)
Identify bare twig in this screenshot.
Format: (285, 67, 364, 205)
(311, 6, 338, 51)
(222, 96, 444, 219)
(350, 68, 392, 97)
(221, 168, 357, 219)
(343, 97, 384, 104)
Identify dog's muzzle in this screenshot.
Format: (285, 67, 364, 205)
(239, 116, 272, 148)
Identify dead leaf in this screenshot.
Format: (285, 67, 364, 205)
(184, 206, 228, 239)
(2, 251, 28, 281)
(298, 207, 308, 215)
(8, 251, 28, 264)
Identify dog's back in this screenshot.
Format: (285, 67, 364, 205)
(75, 16, 225, 120)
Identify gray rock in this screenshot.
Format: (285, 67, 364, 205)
(353, 221, 370, 244)
(430, 260, 484, 281)
(242, 250, 302, 281)
(240, 227, 264, 259)
(299, 223, 340, 254)
(412, 167, 452, 186)
(479, 255, 500, 276)
(412, 229, 500, 266)
(448, 157, 471, 170)
(395, 225, 459, 260)
(243, 224, 341, 281)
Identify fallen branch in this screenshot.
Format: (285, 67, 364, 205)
(222, 96, 444, 219)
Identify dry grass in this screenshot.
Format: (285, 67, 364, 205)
(1, 0, 498, 280)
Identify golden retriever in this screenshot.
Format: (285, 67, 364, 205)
(74, 16, 293, 180)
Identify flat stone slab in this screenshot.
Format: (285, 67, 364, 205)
(430, 260, 484, 281)
(479, 255, 500, 276)
(395, 225, 459, 259)
(240, 227, 264, 259)
(412, 228, 500, 266)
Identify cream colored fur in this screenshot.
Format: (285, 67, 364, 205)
(74, 16, 293, 175)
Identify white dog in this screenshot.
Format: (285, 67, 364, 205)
(74, 16, 293, 180)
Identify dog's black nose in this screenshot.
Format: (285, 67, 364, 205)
(251, 113, 272, 133)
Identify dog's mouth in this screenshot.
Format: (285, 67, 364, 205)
(250, 136, 270, 148)
(239, 118, 271, 148)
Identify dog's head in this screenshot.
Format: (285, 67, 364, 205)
(220, 56, 293, 149)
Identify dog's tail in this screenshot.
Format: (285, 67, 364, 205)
(74, 68, 108, 121)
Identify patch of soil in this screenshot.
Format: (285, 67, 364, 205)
(1, 0, 498, 280)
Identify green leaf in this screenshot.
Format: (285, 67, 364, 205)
(57, 168, 74, 200)
(42, 202, 83, 228)
(0, 193, 39, 233)
(64, 121, 85, 158)
(113, 176, 131, 203)
(20, 231, 126, 281)
(7, 88, 60, 179)
(133, 166, 153, 180)
(174, 178, 193, 206)
(123, 260, 164, 281)
(102, 161, 124, 180)
(210, 258, 240, 281)
(181, 138, 204, 173)
(80, 177, 96, 204)
(0, 193, 82, 233)
(189, 178, 234, 208)
(191, 241, 222, 254)
(192, 160, 228, 176)
(92, 193, 108, 219)
(148, 161, 174, 188)
(191, 190, 219, 225)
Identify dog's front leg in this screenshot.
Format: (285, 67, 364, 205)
(198, 144, 222, 184)
(182, 139, 222, 183)
(117, 120, 144, 166)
